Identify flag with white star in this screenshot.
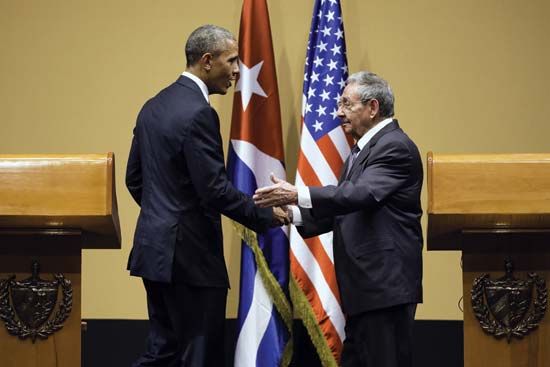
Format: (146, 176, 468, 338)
(289, 0, 351, 365)
(227, 0, 292, 366)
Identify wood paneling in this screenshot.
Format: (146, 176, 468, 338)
(0, 154, 120, 249)
(427, 153, 550, 214)
(427, 153, 550, 251)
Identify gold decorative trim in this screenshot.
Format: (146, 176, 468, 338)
(232, 222, 293, 366)
(290, 276, 338, 367)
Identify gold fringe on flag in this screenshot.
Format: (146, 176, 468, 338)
(290, 276, 339, 367)
(232, 221, 293, 367)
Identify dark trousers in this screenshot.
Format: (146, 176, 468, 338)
(341, 303, 417, 367)
(132, 279, 228, 367)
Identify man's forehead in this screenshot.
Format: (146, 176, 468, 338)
(342, 83, 360, 99)
(221, 38, 238, 53)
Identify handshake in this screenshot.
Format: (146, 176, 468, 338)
(253, 174, 299, 227)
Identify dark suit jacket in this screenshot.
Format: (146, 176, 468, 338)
(126, 75, 273, 286)
(298, 120, 423, 316)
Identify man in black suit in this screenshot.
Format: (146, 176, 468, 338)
(126, 24, 287, 367)
(254, 71, 423, 367)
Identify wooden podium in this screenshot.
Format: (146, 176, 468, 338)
(427, 153, 550, 367)
(0, 154, 121, 367)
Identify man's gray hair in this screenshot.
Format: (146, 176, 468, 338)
(185, 25, 235, 67)
(346, 71, 395, 118)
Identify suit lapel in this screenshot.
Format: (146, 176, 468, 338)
(346, 119, 400, 179)
(346, 144, 370, 180)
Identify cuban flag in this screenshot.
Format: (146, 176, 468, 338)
(227, 0, 292, 366)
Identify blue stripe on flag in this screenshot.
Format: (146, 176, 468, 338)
(258, 228, 290, 296)
(236, 240, 257, 335)
(256, 310, 290, 367)
(227, 144, 257, 196)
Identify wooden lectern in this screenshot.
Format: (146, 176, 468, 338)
(0, 154, 121, 367)
(427, 153, 550, 367)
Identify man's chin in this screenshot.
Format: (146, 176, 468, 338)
(210, 87, 228, 96)
(341, 123, 352, 134)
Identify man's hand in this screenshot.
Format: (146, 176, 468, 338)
(271, 205, 290, 226)
(254, 174, 298, 208)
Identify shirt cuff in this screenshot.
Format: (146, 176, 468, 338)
(297, 186, 312, 208)
(290, 205, 303, 226)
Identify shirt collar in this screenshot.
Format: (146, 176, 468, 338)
(181, 71, 209, 103)
(356, 117, 394, 151)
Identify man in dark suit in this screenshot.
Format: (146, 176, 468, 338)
(126, 25, 287, 367)
(254, 71, 423, 367)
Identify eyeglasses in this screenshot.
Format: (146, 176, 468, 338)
(337, 98, 371, 111)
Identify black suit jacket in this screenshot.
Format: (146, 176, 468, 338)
(126, 75, 273, 286)
(298, 120, 423, 316)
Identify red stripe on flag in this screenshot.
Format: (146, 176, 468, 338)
(290, 252, 343, 362)
(316, 134, 345, 180)
(296, 149, 322, 186)
(303, 237, 342, 305)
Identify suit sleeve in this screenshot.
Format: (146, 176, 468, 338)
(296, 208, 334, 239)
(126, 127, 142, 205)
(183, 106, 273, 233)
(309, 141, 412, 218)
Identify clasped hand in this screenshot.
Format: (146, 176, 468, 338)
(271, 206, 290, 226)
(255, 174, 298, 213)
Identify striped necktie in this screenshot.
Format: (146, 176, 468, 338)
(345, 144, 360, 177)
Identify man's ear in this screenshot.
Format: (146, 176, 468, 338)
(199, 53, 213, 72)
(367, 99, 380, 116)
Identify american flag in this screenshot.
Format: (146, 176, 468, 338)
(228, 0, 292, 366)
(289, 0, 350, 366)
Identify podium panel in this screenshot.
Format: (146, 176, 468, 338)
(0, 251, 81, 367)
(463, 253, 550, 367)
(427, 153, 550, 367)
(0, 154, 120, 367)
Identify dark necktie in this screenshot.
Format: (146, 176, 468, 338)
(345, 144, 361, 177)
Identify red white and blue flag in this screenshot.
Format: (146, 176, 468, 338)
(289, 0, 351, 366)
(228, 0, 292, 366)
